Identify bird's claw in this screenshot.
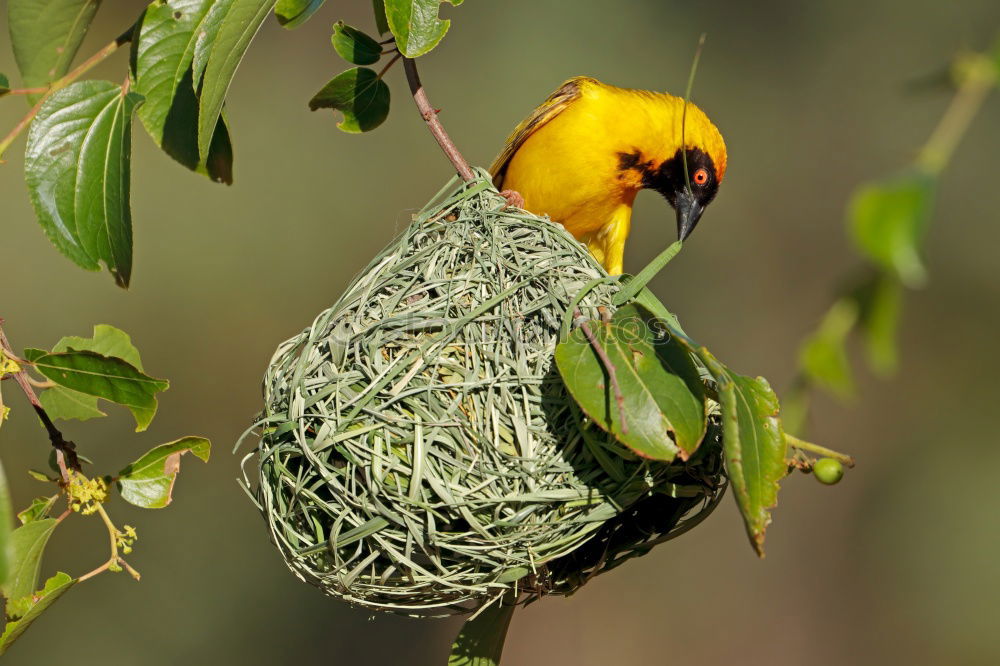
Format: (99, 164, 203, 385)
(499, 189, 525, 210)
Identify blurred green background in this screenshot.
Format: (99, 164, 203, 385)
(2, 1, 999, 664)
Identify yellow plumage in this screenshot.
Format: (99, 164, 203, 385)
(490, 77, 727, 275)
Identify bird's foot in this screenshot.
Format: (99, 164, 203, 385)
(499, 189, 525, 210)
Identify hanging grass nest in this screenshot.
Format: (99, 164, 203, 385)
(241, 171, 725, 617)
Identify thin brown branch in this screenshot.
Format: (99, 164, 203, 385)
(0, 23, 135, 160)
(575, 309, 628, 435)
(0, 320, 81, 478)
(5, 87, 50, 96)
(402, 57, 475, 182)
(377, 52, 403, 80)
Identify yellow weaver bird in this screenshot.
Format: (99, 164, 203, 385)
(490, 76, 727, 275)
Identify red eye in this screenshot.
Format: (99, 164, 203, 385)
(693, 168, 710, 186)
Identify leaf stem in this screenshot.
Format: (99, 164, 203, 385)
(377, 52, 403, 80)
(785, 433, 855, 467)
(78, 503, 121, 582)
(0, 320, 81, 478)
(5, 87, 50, 96)
(402, 57, 474, 182)
(917, 53, 997, 174)
(0, 24, 134, 160)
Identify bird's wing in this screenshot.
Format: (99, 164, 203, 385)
(488, 77, 594, 186)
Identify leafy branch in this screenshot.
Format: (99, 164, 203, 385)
(0, 24, 135, 160)
(786, 39, 1000, 430)
(0, 321, 209, 655)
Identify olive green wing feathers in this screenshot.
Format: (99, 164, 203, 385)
(489, 77, 592, 186)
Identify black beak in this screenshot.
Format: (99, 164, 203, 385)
(675, 190, 705, 241)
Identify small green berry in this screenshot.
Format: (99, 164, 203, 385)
(813, 458, 845, 485)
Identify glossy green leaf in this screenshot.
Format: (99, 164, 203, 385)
(25, 349, 168, 432)
(0, 460, 12, 588)
(196, 0, 276, 159)
(448, 598, 515, 666)
(2, 518, 58, 602)
(191, 0, 231, 88)
(0, 73, 10, 97)
(372, 0, 389, 34)
(555, 304, 707, 461)
(132, 0, 234, 184)
(7, 0, 101, 101)
(309, 67, 390, 133)
(856, 273, 903, 377)
(700, 354, 786, 556)
(798, 298, 857, 399)
(849, 171, 936, 288)
(0, 572, 77, 656)
(332, 22, 383, 65)
(274, 0, 325, 28)
(16, 496, 58, 526)
(384, 0, 450, 57)
(117, 437, 211, 508)
(24, 81, 143, 287)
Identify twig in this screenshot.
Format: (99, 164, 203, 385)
(78, 503, 140, 582)
(5, 87, 50, 96)
(785, 433, 855, 468)
(917, 52, 997, 174)
(402, 57, 475, 182)
(377, 52, 403, 80)
(574, 309, 628, 435)
(0, 23, 135, 160)
(0, 320, 81, 478)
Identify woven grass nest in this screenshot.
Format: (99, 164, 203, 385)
(241, 171, 726, 617)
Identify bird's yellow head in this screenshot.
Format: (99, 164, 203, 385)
(624, 94, 727, 241)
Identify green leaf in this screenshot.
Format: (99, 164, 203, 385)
(856, 273, 903, 377)
(332, 22, 383, 65)
(191, 0, 231, 88)
(1, 518, 58, 602)
(0, 460, 13, 588)
(448, 598, 516, 666)
(555, 304, 707, 461)
(798, 298, 858, 399)
(0, 572, 77, 656)
(26, 349, 168, 432)
(196, 0, 276, 159)
(7, 0, 101, 102)
(372, 0, 389, 35)
(16, 496, 58, 526)
(117, 436, 211, 508)
(39, 386, 105, 421)
(37, 325, 146, 421)
(274, 0, 325, 28)
(849, 171, 936, 288)
(383, 0, 450, 58)
(132, 0, 234, 184)
(0, 73, 10, 97)
(24, 81, 143, 287)
(53, 324, 144, 369)
(309, 67, 391, 133)
(703, 357, 786, 556)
